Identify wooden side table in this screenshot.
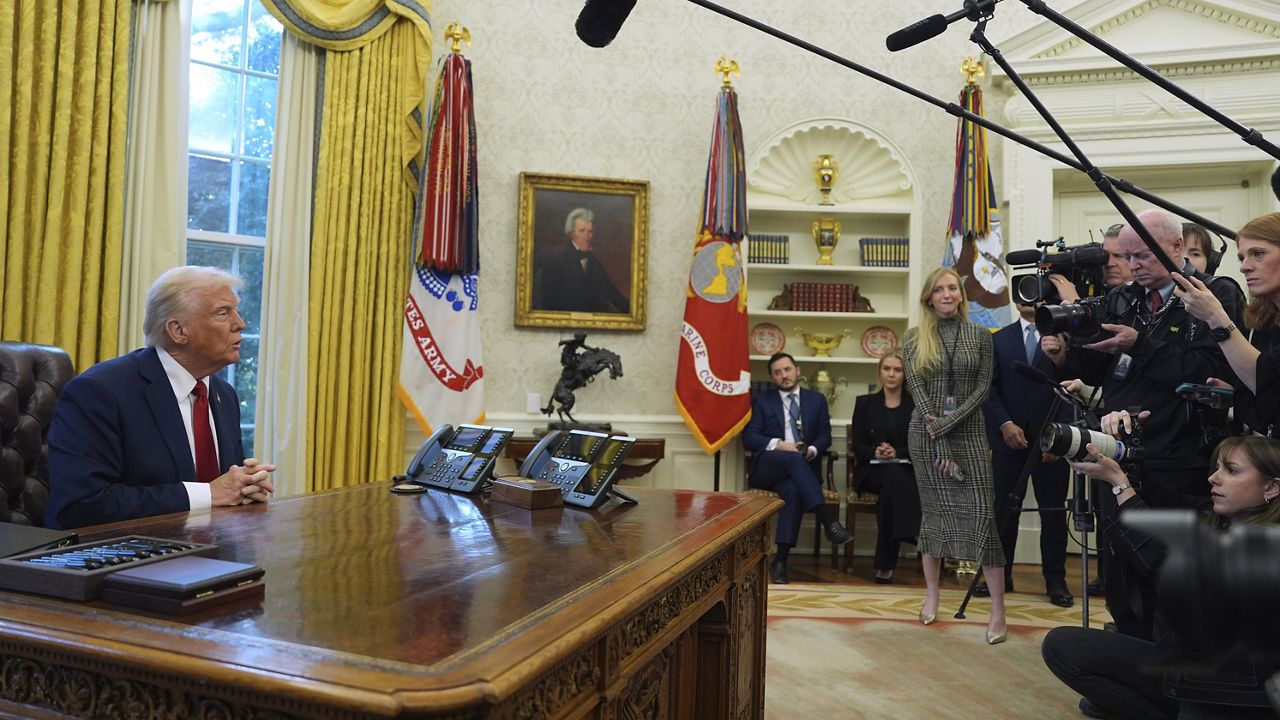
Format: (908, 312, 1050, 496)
(504, 436, 666, 481)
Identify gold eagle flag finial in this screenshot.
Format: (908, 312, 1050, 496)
(962, 57, 985, 86)
(715, 56, 740, 89)
(445, 21, 471, 54)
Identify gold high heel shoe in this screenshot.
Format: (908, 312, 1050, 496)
(919, 608, 937, 625)
(986, 627, 1007, 645)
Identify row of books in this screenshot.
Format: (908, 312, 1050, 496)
(859, 237, 909, 267)
(781, 282, 873, 313)
(747, 233, 790, 264)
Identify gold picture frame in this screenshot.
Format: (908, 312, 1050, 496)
(515, 172, 648, 331)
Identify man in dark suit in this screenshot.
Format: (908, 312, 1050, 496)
(44, 266, 276, 529)
(536, 208, 630, 313)
(742, 352, 850, 584)
(982, 300, 1074, 607)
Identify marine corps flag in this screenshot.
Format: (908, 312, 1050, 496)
(399, 34, 484, 434)
(675, 67, 751, 454)
(942, 62, 1011, 329)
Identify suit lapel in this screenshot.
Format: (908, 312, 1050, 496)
(209, 378, 241, 471)
(139, 348, 197, 483)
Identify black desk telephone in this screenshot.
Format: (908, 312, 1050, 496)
(392, 424, 513, 495)
(518, 430, 638, 509)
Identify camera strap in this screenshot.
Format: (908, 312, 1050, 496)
(939, 322, 962, 413)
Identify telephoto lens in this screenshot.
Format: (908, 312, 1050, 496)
(1041, 423, 1131, 461)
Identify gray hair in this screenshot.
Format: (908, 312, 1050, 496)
(564, 208, 594, 236)
(143, 266, 243, 347)
(1135, 208, 1184, 247)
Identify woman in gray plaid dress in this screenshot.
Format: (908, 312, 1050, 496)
(903, 267, 1007, 644)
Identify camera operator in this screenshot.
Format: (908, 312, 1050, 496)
(1047, 208, 1246, 639)
(1041, 435, 1280, 720)
(1172, 212, 1280, 438)
(1053, 208, 1246, 510)
(1047, 223, 1133, 303)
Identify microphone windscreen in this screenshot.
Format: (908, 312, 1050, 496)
(1012, 360, 1053, 387)
(576, 0, 639, 48)
(1005, 249, 1044, 266)
(886, 14, 947, 52)
(1271, 165, 1280, 202)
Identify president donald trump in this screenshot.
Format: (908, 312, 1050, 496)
(45, 266, 276, 529)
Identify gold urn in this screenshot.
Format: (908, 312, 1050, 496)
(796, 328, 852, 357)
(811, 217, 840, 266)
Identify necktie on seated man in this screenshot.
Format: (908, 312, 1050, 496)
(192, 382, 219, 483)
(788, 392, 803, 444)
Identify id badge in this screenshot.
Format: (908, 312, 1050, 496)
(942, 395, 958, 415)
(1112, 353, 1133, 381)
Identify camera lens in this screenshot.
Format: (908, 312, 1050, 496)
(1041, 423, 1128, 460)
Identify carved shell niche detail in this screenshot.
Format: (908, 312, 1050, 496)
(748, 122, 911, 205)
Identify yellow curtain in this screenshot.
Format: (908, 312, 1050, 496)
(0, 0, 130, 371)
(260, 1, 431, 491)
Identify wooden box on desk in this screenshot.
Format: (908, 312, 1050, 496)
(490, 477, 564, 509)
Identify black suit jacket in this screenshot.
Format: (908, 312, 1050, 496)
(45, 347, 244, 529)
(983, 320, 1070, 454)
(741, 387, 831, 477)
(851, 390, 914, 493)
(536, 244, 629, 313)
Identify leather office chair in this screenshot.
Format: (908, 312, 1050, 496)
(843, 423, 879, 574)
(0, 342, 75, 526)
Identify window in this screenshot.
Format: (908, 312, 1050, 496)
(187, 0, 282, 455)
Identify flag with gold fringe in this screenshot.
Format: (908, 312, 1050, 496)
(942, 76, 1011, 329)
(675, 75, 752, 454)
(399, 41, 484, 434)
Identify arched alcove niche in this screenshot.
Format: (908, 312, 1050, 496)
(746, 118, 917, 212)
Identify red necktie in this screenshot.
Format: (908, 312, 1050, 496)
(1149, 289, 1163, 313)
(192, 382, 219, 483)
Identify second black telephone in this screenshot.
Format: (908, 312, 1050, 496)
(394, 424, 513, 495)
(518, 430, 638, 508)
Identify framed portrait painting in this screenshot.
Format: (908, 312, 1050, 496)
(515, 172, 648, 331)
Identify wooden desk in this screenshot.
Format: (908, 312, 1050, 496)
(504, 436, 667, 480)
(0, 485, 779, 719)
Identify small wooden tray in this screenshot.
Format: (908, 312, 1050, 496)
(490, 477, 564, 509)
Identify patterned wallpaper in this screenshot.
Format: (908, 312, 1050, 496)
(427, 0, 1074, 421)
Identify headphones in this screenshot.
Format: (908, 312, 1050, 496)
(1183, 222, 1226, 275)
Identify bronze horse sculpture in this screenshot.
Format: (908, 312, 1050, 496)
(543, 334, 623, 426)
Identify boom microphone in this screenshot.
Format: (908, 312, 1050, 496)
(576, 0, 638, 48)
(885, 14, 950, 52)
(1012, 360, 1055, 388)
(1005, 249, 1046, 266)
(1271, 165, 1280, 202)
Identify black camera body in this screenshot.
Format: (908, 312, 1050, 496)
(1034, 296, 1112, 345)
(1007, 239, 1109, 306)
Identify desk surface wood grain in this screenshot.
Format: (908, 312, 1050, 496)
(0, 484, 779, 718)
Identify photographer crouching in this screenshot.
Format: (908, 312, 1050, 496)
(1041, 435, 1280, 720)
(1041, 208, 1247, 640)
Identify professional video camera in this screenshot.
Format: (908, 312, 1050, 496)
(1040, 408, 1143, 470)
(1034, 296, 1111, 345)
(1006, 237, 1109, 306)
(1123, 510, 1280, 673)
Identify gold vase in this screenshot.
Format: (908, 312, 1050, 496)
(796, 328, 852, 357)
(811, 217, 840, 266)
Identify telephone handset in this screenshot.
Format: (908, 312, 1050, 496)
(391, 423, 514, 495)
(519, 429, 638, 508)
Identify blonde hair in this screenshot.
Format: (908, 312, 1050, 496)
(1237, 213, 1280, 330)
(873, 349, 904, 393)
(143, 266, 243, 347)
(911, 267, 967, 376)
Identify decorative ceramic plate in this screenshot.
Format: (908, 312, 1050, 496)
(749, 323, 786, 355)
(860, 326, 898, 358)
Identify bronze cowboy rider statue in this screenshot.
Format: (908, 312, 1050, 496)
(542, 332, 623, 430)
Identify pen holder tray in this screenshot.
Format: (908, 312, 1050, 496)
(0, 535, 219, 601)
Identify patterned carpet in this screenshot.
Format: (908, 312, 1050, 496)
(765, 584, 1113, 719)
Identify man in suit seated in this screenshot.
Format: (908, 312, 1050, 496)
(742, 352, 851, 584)
(44, 266, 276, 529)
(982, 300, 1074, 608)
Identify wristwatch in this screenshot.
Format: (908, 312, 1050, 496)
(1112, 482, 1133, 496)
(1209, 323, 1236, 342)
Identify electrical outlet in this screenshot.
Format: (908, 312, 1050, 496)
(526, 393, 542, 413)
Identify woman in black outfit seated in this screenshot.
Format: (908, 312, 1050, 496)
(851, 351, 921, 584)
(1041, 434, 1280, 720)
